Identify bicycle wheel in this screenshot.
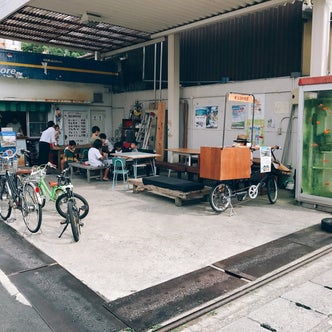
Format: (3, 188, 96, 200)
(67, 200, 80, 242)
(55, 193, 89, 219)
(266, 175, 278, 204)
(0, 179, 12, 221)
(22, 182, 42, 233)
(209, 183, 231, 213)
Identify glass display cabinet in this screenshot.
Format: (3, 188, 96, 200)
(298, 76, 332, 208)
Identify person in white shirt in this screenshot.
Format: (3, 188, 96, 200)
(88, 139, 110, 181)
(38, 120, 56, 165)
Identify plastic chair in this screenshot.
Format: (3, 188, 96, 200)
(111, 157, 129, 189)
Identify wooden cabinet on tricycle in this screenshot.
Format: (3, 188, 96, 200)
(199, 146, 251, 180)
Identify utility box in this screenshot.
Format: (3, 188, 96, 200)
(199, 146, 251, 180)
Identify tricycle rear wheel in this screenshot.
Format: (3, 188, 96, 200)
(266, 175, 278, 204)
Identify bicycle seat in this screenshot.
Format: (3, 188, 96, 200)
(16, 168, 32, 175)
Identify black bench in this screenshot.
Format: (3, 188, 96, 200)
(143, 175, 204, 192)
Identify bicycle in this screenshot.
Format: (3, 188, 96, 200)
(57, 168, 89, 242)
(28, 162, 89, 220)
(0, 150, 42, 233)
(209, 146, 291, 213)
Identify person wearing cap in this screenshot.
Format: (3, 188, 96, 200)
(38, 120, 56, 165)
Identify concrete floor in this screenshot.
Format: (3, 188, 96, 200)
(6, 174, 330, 305)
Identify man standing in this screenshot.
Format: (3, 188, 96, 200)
(38, 120, 56, 165)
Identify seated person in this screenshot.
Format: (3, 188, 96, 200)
(99, 133, 110, 155)
(129, 141, 139, 152)
(88, 139, 110, 181)
(110, 141, 123, 154)
(89, 126, 101, 145)
(233, 134, 249, 147)
(61, 140, 78, 171)
(233, 134, 255, 166)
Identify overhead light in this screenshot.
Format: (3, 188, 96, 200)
(80, 12, 104, 24)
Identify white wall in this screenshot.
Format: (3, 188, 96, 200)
(112, 76, 298, 168)
(0, 76, 298, 168)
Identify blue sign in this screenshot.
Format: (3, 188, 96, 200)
(0, 50, 118, 85)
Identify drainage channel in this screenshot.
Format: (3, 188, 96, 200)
(155, 244, 332, 332)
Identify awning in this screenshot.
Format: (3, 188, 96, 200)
(0, 101, 51, 112)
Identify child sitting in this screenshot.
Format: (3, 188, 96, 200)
(61, 140, 78, 170)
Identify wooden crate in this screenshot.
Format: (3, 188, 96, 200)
(199, 146, 251, 180)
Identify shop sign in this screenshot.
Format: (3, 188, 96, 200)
(0, 50, 118, 85)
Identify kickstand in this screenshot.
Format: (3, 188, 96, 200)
(228, 200, 236, 217)
(58, 221, 69, 238)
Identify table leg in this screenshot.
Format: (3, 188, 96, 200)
(133, 160, 138, 178)
(151, 159, 157, 176)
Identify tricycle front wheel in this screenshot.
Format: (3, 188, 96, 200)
(209, 183, 231, 213)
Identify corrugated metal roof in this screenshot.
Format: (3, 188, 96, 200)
(0, 0, 298, 55)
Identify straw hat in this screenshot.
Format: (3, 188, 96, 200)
(233, 134, 249, 143)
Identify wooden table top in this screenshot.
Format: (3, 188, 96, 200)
(165, 148, 200, 155)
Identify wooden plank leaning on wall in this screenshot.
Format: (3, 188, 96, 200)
(155, 102, 166, 162)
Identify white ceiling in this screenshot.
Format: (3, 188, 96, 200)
(0, 0, 298, 54)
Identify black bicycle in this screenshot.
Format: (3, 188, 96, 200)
(56, 168, 89, 242)
(209, 146, 290, 213)
(0, 155, 42, 233)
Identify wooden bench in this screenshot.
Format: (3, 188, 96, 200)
(185, 165, 201, 181)
(155, 161, 186, 178)
(69, 162, 107, 183)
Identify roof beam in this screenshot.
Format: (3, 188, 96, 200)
(102, 37, 166, 58)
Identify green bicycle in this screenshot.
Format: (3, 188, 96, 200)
(29, 162, 89, 219)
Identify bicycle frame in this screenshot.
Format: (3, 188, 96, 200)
(28, 163, 70, 204)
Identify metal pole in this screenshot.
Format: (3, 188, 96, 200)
(154, 44, 157, 103)
(250, 94, 255, 146)
(221, 94, 228, 147)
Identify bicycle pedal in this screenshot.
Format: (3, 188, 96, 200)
(79, 222, 84, 227)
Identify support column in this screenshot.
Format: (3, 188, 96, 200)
(167, 33, 180, 149)
(310, 0, 331, 76)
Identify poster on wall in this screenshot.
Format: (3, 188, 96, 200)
(247, 119, 265, 146)
(64, 112, 88, 145)
(231, 105, 246, 129)
(248, 94, 265, 120)
(194, 106, 218, 129)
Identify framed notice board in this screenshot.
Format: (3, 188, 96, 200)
(63, 111, 88, 145)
